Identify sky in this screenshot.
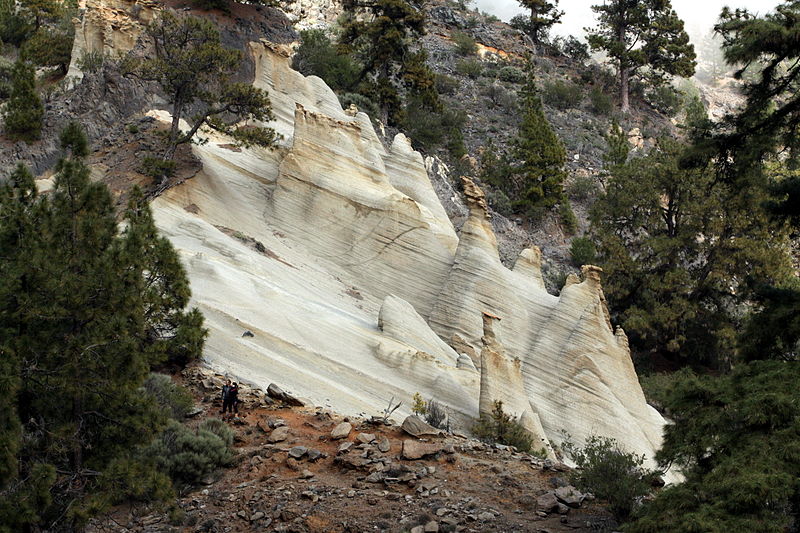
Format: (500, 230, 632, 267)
(473, 0, 782, 38)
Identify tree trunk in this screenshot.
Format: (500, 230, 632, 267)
(620, 66, 630, 114)
(163, 98, 184, 161)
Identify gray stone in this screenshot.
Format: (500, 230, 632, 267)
(364, 472, 385, 483)
(477, 512, 494, 521)
(555, 486, 585, 508)
(250, 511, 265, 521)
(288, 446, 308, 459)
(337, 441, 353, 454)
(356, 432, 376, 443)
(331, 422, 352, 440)
(423, 520, 439, 532)
(537, 492, 559, 513)
(268, 426, 290, 443)
(401, 415, 443, 438)
(377, 436, 391, 452)
(306, 448, 323, 461)
(266, 383, 305, 406)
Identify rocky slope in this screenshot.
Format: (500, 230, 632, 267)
(87, 365, 620, 533)
(6, 0, 668, 474)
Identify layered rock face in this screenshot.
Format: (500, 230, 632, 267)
(69, 3, 667, 468)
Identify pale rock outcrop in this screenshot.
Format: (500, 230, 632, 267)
(65, 0, 670, 472)
(67, 0, 158, 82)
(282, 0, 343, 30)
(478, 313, 554, 459)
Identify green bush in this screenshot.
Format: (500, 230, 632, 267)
(20, 25, 73, 74)
(589, 86, 613, 116)
(198, 418, 234, 447)
(143, 373, 194, 419)
(0, 58, 12, 100)
(559, 201, 578, 235)
(77, 50, 106, 73)
(646, 85, 682, 116)
(542, 79, 583, 111)
(455, 59, 483, 79)
(473, 400, 535, 453)
(482, 82, 516, 109)
(148, 419, 234, 483)
(570, 237, 597, 267)
(637, 368, 694, 413)
(497, 66, 525, 83)
(451, 30, 478, 56)
(567, 174, 598, 200)
(140, 156, 177, 180)
(435, 73, 459, 95)
(292, 29, 359, 93)
(563, 435, 658, 521)
(485, 187, 513, 216)
(339, 92, 379, 119)
(402, 99, 466, 153)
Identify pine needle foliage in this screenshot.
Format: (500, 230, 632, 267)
(510, 62, 567, 214)
(0, 123, 206, 530)
(2, 60, 43, 142)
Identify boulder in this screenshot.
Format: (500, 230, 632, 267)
(402, 439, 444, 460)
(401, 415, 443, 438)
(377, 436, 391, 453)
(536, 492, 559, 513)
(555, 486, 585, 508)
(288, 446, 307, 459)
(331, 422, 352, 440)
(356, 432, 375, 444)
(266, 383, 305, 406)
(268, 426, 290, 443)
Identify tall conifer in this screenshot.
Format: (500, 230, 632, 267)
(511, 63, 567, 213)
(2, 60, 43, 142)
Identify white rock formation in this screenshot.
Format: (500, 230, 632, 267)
(72, 3, 668, 470)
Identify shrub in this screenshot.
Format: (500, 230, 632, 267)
(497, 65, 526, 84)
(482, 82, 516, 109)
(485, 187, 513, 216)
(140, 156, 177, 180)
(411, 392, 427, 415)
(567, 174, 598, 201)
(402, 99, 466, 153)
(143, 373, 194, 419)
(451, 31, 478, 56)
(570, 237, 596, 267)
(0, 58, 12, 100)
(425, 399, 447, 430)
(198, 418, 234, 447)
(542, 80, 583, 111)
(339, 92, 379, 119)
(561, 36, 590, 63)
(455, 59, 482, 79)
(20, 25, 74, 74)
(77, 50, 106, 73)
(559, 202, 578, 235)
(435, 73, 459, 95)
(589, 86, 613, 116)
(646, 85, 682, 116)
(563, 435, 658, 521)
(148, 419, 234, 483)
(473, 400, 534, 453)
(292, 29, 359, 92)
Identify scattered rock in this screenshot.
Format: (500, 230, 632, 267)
(242, 330, 255, 337)
(402, 440, 444, 460)
(266, 383, 305, 406)
(537, 492, 560, 513)
(288, 446, 308, 459)
(555, 486, 585, 508)
(250, 511, 265, 521)
(306, 448, 323, 462)
(331, 422, 352, 440)
(401, 415, 444, 438)
(268, 426, 290, 443)
(356, 432, 376, 444)
(300, 469, 314, 479)
(477, 511, 494, 521)
(337, 441, 354, 454)
(377, 436, 391, 452)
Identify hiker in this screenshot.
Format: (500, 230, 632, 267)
(228, 382, 240, 418)
(220, 379, 232, 415)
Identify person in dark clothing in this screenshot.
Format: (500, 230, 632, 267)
(228, 382, 240, 417)
(220, 379, 232, 415)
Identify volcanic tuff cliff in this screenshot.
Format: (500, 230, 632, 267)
(59, 0, 666, 469)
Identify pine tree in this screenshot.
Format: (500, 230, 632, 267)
(590, 138, 791, 368)
(510, 63, 567, 214)
(0, 123, 206, 530)
(2, 60, 43, 142)
(517, 0, 563, 44)
(124, 12, 276, 163)
(338, 0, 435, 125)
(586, 0, 695, 113)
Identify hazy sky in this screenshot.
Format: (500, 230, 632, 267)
(474, 0, 782, 38)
